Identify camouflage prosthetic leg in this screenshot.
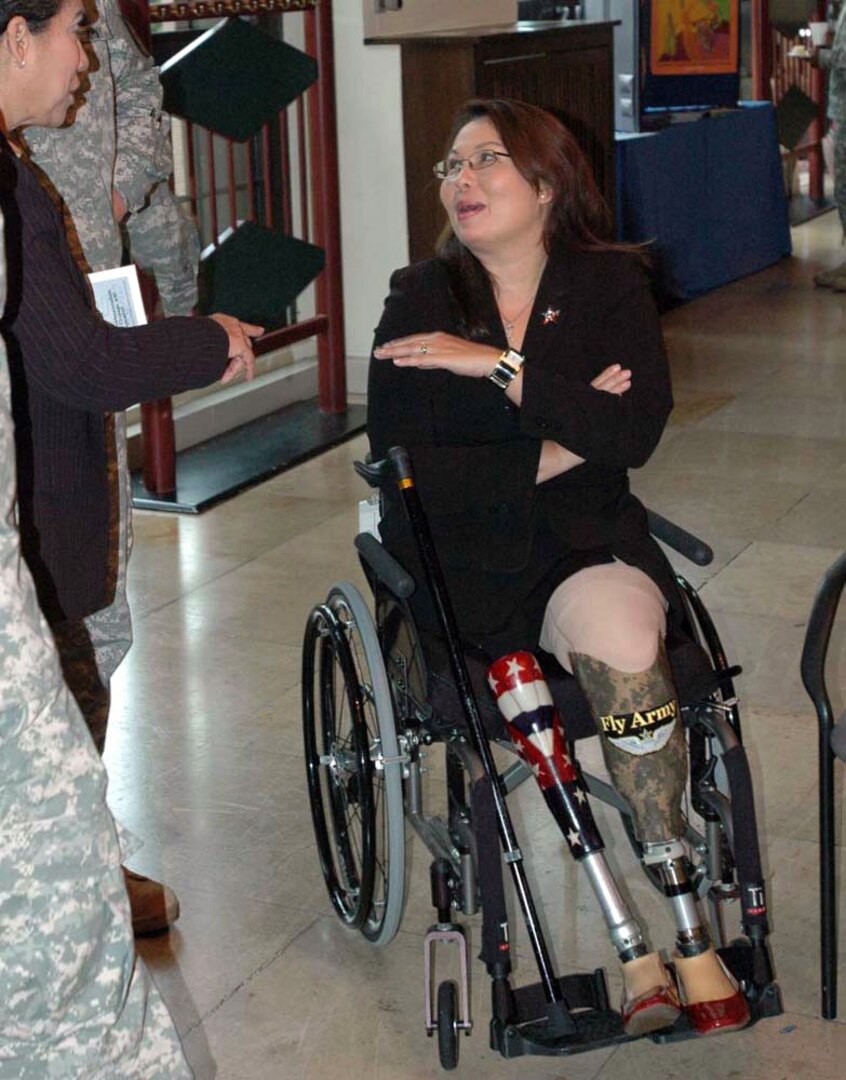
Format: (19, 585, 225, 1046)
(488, 652, 681, 1035)
(572, 643, 750, 1032)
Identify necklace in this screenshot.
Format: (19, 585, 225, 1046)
(497, 265, 546, 345)
(500, 295, 536, 345)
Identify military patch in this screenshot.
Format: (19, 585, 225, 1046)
(598, 697, 678, 757)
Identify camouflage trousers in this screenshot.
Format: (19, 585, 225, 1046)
(0, 573, 189, 1076)
(52, 415, 133, 756)
(835, 122, 846, 238)
(0, 692, 191, 1078)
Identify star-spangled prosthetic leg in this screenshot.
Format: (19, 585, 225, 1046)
(571, 644, 750, 1036)
(487, 651, 681, 1036)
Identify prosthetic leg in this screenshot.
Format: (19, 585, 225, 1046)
(571, 644, 750, 1036)
(488, 652, 680, 1037)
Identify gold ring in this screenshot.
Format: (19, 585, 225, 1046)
(417, 342, 429, 355)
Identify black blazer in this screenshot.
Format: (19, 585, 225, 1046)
(0, 148, 229, 622)
(367, 247, 678, 648)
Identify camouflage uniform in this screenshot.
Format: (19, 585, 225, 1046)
(819, 5, 846, 235)
(0, 208, 191, 1076)
(26, 0, 199, 751)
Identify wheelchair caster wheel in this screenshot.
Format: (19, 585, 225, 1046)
(437, 980, 460, 1071)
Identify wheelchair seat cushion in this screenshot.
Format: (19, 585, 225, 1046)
(426, 632, 716, 744)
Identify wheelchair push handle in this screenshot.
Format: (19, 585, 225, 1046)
(354, 447, 414, 490)
(646, 509, 713, 567)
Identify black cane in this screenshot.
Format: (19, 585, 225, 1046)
(386, 446, 572, 1029)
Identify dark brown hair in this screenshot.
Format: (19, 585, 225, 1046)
(436, 98, 632, 339)
(0, 0, 61, 35)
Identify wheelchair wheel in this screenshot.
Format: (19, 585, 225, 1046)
(436, 980, 459, 1071)
(302, 582, 406, 946)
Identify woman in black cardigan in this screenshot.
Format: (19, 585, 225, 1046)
(0, 0, 261, 627)
(0, 0, 262, 932)
(368, 99, 749, 1037)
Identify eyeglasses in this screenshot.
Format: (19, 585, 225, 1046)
(433, 149, 512, 181)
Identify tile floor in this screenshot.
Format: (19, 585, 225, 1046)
(109, 210, 846, 1079)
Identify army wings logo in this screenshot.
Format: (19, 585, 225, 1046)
(598, 698, 678, 756)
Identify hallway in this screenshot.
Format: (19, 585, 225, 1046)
(110, 210, 846, 1079)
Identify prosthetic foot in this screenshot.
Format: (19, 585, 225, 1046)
(572, 646, 750, 1038)
(674, 947, 751, 1035)
(619, 951, 681, 1037)
(487, 651, 681, 1037)
(642, 841, 750, 1034)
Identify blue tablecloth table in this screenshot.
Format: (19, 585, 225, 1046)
(615, 102, 792, 300)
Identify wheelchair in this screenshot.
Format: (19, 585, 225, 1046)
(302, 447, 783, 1070)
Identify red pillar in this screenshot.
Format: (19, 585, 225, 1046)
(808, 3, 828, 201)
(750, 0, 771, 101)
(306, 0, 347, 415)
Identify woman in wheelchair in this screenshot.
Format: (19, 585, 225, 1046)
(368, 98, 750, 1038)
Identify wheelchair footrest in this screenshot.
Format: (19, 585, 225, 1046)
(508, 969, 610, 1024)
(492, 969, 632, 1058)
(490, 946, 784, 1059)
(650, 944, 783, 1045)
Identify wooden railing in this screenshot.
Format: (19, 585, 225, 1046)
(131, 0, 345, 495)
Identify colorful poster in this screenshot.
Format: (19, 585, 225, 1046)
(650, 0, 739, 77)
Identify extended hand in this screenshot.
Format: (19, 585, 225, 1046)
(373, 331, 500, 379)
(210, 313, 265, 383)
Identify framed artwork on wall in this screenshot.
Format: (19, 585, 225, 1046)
(650, 1, 740, 77)
(641, 0, 741, 112)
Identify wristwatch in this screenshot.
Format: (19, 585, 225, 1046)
(488, 349, 525, 390)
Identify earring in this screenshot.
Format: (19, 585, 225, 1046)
(16, 60, 26, 69)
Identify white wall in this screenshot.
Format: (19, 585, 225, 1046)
(364, 0, 514, 38)
(333, 0, 409, 393)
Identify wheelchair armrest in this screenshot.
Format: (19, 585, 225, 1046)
(358, 461, 714, 567)
(354, 532, 416, 599)
(646, 509, 714, 567)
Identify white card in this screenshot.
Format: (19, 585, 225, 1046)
(88, 265, 148, 328)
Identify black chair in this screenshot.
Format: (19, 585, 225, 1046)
(800, 550, 846, 1020)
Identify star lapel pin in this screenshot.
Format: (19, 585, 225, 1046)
(542, 307, 560, 326)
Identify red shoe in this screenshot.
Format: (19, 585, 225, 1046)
(622, 980, 682, 1037)
(686, 987, 751, 1036)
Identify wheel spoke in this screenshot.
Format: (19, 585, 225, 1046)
(305, 585, 406, 944)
